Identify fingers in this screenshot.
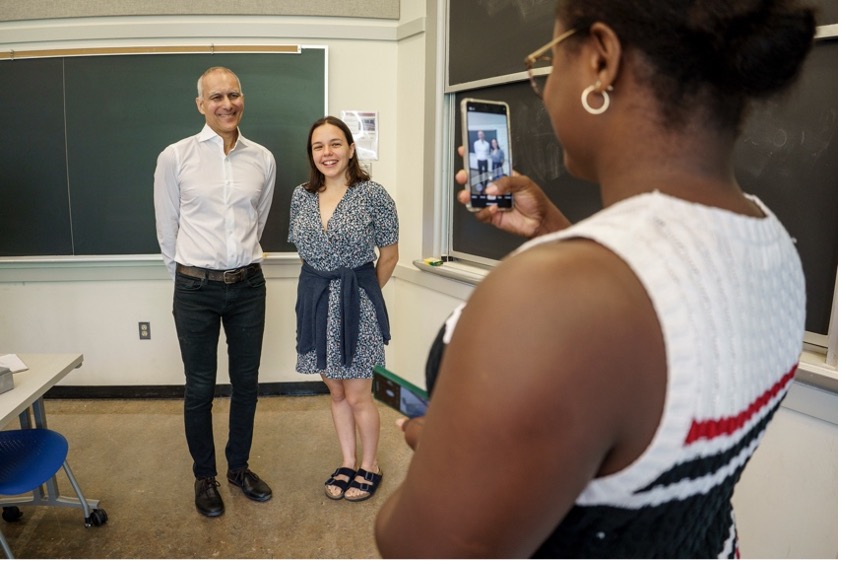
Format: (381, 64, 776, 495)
(455, 168, 468, 186)
(464, 204, 498, 223)
(484, 173, 530, 195)
(455, 152, 470, 205)
(457, 188, 471, 205)
(397, 416, 426, 450)
(453, 145, 535, 220)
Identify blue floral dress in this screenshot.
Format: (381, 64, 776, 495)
(288, 180, 399, 379)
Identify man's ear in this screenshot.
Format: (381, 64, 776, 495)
(196, 97, 205, 115)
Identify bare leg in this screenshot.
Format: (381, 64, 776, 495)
(343, 377, 381, 500)
(322, 375, 357, 496)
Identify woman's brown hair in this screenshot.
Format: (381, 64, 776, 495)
(304, 115, 371, 193)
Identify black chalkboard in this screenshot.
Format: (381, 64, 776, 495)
(447, 0, 838, 88)
(0, 49, 326, 256)
(448, 0, 557, 87)
(449, 36, 837, 336)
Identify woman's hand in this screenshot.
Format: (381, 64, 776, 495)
(455, 146, 571, 238)
(396, 416, 425, 451)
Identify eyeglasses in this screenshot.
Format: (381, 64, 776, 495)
(524, 28, 579, 98)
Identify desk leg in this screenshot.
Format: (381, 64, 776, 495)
(29, 396, 65, 505)
(16, 395, 47, 429)
(16, 407, 33, 429)
(31, 396, 49, 429)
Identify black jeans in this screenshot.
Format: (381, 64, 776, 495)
(172, 267, 266, 479)
(477, 158, 489, 185)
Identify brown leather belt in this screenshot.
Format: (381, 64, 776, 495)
(176, 263, 261, 284)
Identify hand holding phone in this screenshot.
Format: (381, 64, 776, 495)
(461, 98, 513, 212)
(372, 365, 429, 418)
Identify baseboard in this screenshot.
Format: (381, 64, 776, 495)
(45, 381, 329, 400)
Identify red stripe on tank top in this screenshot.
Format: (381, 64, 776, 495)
(685, 364, 797, 444)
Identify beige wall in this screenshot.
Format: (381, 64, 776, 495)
(733, 392, 837, 558)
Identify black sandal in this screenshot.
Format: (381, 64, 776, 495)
(344, 468, 383, 502)
(324, 467, 356, 500)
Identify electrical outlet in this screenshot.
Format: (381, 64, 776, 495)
(138, 322, 151, 340)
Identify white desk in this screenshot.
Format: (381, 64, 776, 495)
(0, 353, 105, 531)
(0, 353, 83, 429)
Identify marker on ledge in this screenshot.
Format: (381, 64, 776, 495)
(423, 257, 443, 266)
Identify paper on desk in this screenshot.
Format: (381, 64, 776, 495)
(0, 354, 29, 373)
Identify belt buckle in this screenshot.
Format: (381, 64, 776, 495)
(223, 268, 241, 284)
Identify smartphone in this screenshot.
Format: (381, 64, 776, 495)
(461, 98, 513, 212)
(372, 365, 429, 418)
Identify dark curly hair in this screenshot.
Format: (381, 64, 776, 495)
(556, 0, 817, 131)
(304, 115, 371, 193)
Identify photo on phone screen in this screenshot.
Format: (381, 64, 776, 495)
(372, 365, 429, 418)
(461, 98, 513, 212)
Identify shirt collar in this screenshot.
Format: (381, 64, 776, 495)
(198, 124, 248, 149)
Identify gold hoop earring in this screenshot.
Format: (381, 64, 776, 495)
(581, 83, 612, 115)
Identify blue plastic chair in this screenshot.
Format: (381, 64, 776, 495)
(0, 429, 106, 559)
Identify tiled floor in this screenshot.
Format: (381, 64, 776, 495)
(1, 396, 412, 559)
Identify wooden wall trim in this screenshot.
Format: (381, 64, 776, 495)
(0, 44, 300, 60)
(0, 0, 400, 22)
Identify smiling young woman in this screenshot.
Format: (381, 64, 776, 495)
(288, 115, 399, 504)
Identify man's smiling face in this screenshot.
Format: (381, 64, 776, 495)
(196, 69, 244, 138)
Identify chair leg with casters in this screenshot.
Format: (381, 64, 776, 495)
(60, 461, 108, 527)
(0, 509, 21, 524)
(0, 429, 107, 558)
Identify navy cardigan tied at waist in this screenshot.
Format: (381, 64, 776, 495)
(295, 261, 390, 370)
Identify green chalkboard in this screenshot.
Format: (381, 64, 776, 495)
(0, 49, 326, 256)
(0, 58, 73, 255)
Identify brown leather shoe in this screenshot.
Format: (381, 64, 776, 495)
(227, 468, 272, 502)
(194, 477, 224, 517)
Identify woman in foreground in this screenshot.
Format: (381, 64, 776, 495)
(375, 0, 814, 557)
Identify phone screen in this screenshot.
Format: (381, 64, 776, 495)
(372, 366, 429, 418)
(461, 98, 513, 211)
